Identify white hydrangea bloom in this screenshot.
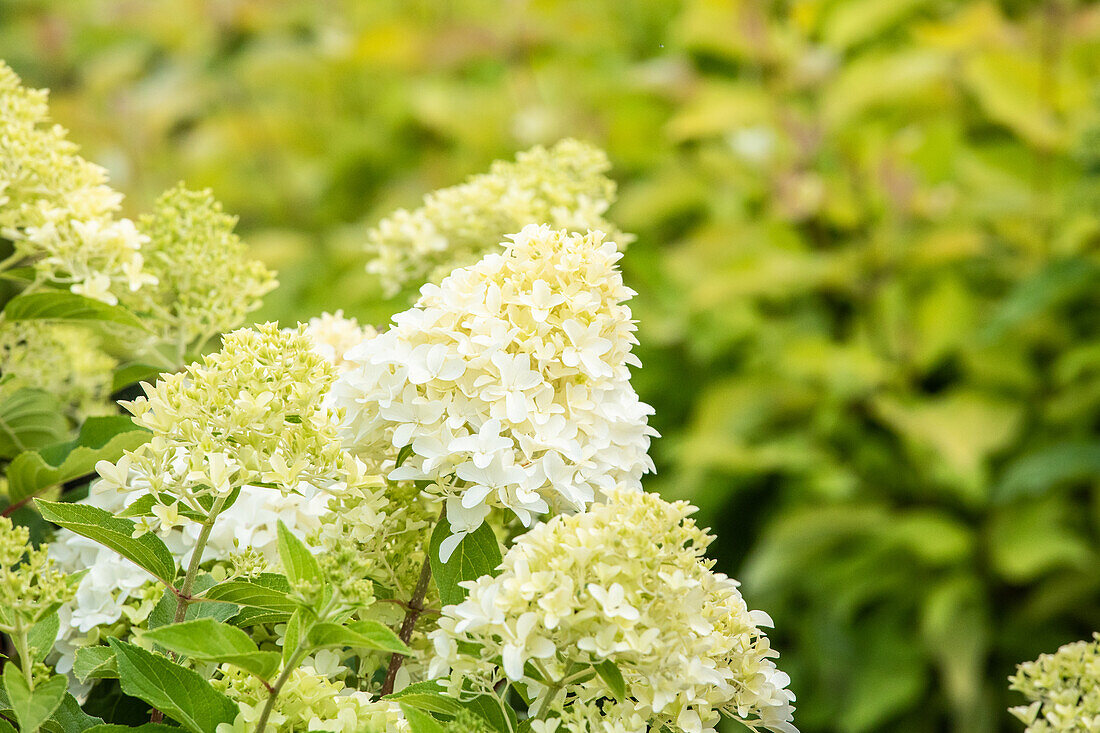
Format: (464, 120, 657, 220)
(333, 225, 656, 558)
(429, 489, 797, 733)
(304, 310, 378, 372)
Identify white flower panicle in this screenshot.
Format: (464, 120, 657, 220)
(304, 310, 378, 372)
(365, 139, 631, 297)
(429, 489, 797, 733)
(0, 61, 153, 303)
(334, 225, 656, 558)
(1009, 633, 1100, 732)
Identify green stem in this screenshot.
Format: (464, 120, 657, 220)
(174, 493, 229, 624)
(13, 627, 33, 690)
(254, 643, 308, 733)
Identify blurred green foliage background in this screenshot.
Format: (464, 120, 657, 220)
(3, 0, 1100, 730)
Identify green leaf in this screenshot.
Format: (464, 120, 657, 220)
(0, 719, 12, 733)
(140, 619, 280, 680)
(7, 416, 149, 504)
(108, 638, 237, 733)
(202, 575, 295, 613)
(3, 291, 147, 332)
(429, 516, 502, 607)
(276, 519, 321, 589)
(400, 704, 447, 733)
(387, 681, 514, 732)
(3, 667, 68, 733)
(28, 614, 60, 662)
(306, 620, 410, 655)
(594, 659, 627, 701)
(148, 575, 238, 629)
(36, 500, 177, 586)
(111, 363, 166, 393)
(282, 610, 303, 667)
(0, 388, 68, 459)
(85, 725, 183, 732)
(74, 646, 120, 683)
(384, 681, 460, 716)
(45, 693, 105, 732)
(996, 442, 1100, 502)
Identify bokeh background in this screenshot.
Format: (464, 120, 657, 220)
(3, 1, 1100, 730)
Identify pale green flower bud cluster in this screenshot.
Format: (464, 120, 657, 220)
(0, 61, 153, 303)
(213, 662, 407, 733)
(0, 516, 77, 637)
(1010, 633, 1100, 732)
(100, 324, 350, 522)
(0, 320, 116, 418)
(126, 185, 277, 355)
(365, 139, 630, 297)
(429, 489, 797, 733)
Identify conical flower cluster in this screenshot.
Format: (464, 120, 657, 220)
(334, 224, 656, 557)
(429, 489, 797, 733)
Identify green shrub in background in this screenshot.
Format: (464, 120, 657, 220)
(2, 1, 1099, 731)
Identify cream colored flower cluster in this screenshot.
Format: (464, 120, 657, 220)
(0, 321, 116, 418)
(213, 661, 408, 733)
(334, 225, 656, 558)
(304, 310, 378, 372)
(102, 324, 349, 525)
(0, 61, 154, 303)
(429, 489, 797, 733)
(1010, 633, 1100, 732)
(125, 185, 277, 356)
(364, 139, 629, 297)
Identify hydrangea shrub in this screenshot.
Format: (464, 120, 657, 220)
(0, 60, 796, 733)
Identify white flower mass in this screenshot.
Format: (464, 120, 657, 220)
(333, 224, 657, 558)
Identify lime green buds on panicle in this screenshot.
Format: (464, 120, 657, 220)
(1009, 633, 1100, 732)
(0, 321, 116, 418)
(365, 138, 631, 297)
(0, 515, 76, 634)
(129, 184, 277, 354)
(0, 61, 152, 303)
(100, 324, 345, 520)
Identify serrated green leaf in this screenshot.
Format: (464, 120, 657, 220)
(276, 519, 321, 589)
(109, 638, 237, 733)
(202, 575, 295, 613)
(7, 416, 149, 504)
(399, 704, 447, 733)
(111, 363, 166, 393)
(140, 619, 280, 680)
(74, 646, 120, 683)
(3, 291, 148, 331)
(36, 500, 177, 586)
(429, 516, 502, 607)
(0, 388, 69, 459)
(3, 667, 68, 733)
(28, 614, 60, 663)
(147, 575, 238, 630)
(306, 620, 410, 655)
(44, 691, 105, 732)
